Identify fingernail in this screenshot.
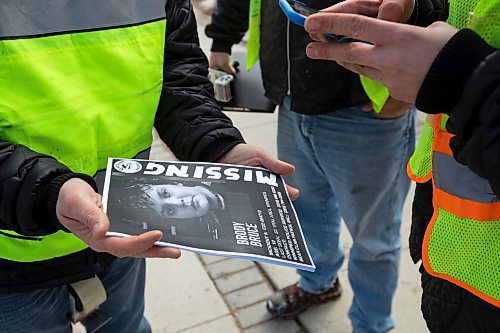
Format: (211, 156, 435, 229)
(307, 19, 320, 31)
(306, 45, 318, 58)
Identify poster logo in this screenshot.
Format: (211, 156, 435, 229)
(113, 160, 142, 174)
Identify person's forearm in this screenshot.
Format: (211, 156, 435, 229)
(415, 29, 496, 114)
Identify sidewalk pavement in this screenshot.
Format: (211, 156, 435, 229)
(78, 7, 430, 333)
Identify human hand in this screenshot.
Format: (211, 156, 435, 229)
(362, 97, 412, 118)
(56, 178, 181, 259)
(218, 144, 299, 200)
(209, 51, 236, 75)
(304, 16, 458, 103)
(325, 0, 415, 22)
(309, 0, 415, 42)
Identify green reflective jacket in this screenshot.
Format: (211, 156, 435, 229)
(0, 0, 166, 263)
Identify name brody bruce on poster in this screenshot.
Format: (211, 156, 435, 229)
(232, 222, 262, 247)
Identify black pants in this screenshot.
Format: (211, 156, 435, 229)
(410, 182, 500, 333)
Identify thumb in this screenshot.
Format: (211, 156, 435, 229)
(378, 0, 415, 22)
(322, 1, 380, 17)
(78, 200, 110, 239)
(377, 0, 405, 22)
(57, 178, 109, 238)
(259, 150, 295, 176)
(58, 194, 110, 239)
(221, 63, 237, 76)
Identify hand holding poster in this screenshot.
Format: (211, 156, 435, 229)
(103, 158, 315, 271)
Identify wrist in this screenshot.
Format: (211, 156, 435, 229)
(211, 39, 233, 54)
(416, 29, 496, 114)
(46, 173, 98, 232)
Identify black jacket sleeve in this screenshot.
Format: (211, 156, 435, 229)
(415, 29, 500, 198)
(0, 143, 97, 236)
(155, 0, 245, 162)
(205, 0, 250, 53)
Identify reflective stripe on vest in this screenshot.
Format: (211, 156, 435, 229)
(422, 115, 500, 307)
(0, 0, 166, 262)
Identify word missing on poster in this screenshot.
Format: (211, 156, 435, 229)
(143, 162, 278, 187)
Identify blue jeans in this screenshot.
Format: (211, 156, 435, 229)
(0, 257, 150, 333)
(278, 97, 415, 333)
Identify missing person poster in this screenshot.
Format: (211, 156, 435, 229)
(103, 158, 315, 272)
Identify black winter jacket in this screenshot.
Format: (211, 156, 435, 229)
(0, 0, 245, 292)
(206, 0, 369, 114)
(206, 0, 448, 115)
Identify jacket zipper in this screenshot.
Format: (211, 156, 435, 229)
(286, 20, 291, 96)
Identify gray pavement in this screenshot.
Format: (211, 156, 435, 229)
(76, 7, 429, 333)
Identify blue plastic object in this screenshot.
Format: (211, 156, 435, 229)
(278, 0, 372, 44)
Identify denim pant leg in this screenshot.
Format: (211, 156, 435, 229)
(278, 103, 345, 294)
(326, 109, 414, 333)
(0, 286, 73, 333)
(0, 257, 149, 333)
(82, 257, 150, 333)
(278, 97, 415, 333)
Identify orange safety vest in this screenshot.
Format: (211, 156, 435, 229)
(410, 115, 500, 307)
(407, 0, 500, 308)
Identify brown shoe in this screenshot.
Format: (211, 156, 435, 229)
(266, 279, 342, 318)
